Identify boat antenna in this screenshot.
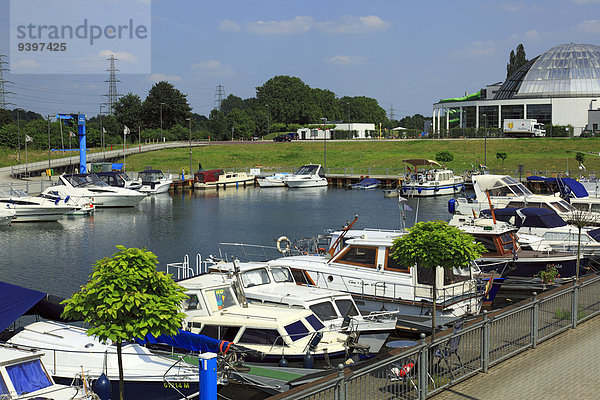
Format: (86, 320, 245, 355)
(398, 196, 408, 231)
(328, 215, 359, 257)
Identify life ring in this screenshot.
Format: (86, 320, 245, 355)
(276, 236, 291, 254)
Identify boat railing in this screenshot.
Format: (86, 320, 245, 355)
(216, 242, 312, 262)
(166, 254, 212, 280)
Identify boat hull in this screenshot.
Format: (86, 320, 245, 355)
(478, 254, 586, 278)
(257, 179, 286, 188)
(11, 208, 70, 222)
(139, 182, 172, 194)
(91, 194, 146, 207)
(285, 178, 328, 188)
(194, 177, 255, 190)
(399, 183, 465, 197)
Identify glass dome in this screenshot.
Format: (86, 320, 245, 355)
(516, 43, 600, 98)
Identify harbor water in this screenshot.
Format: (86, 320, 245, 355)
(0, 187, 454, 298)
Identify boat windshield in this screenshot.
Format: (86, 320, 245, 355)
(241, 268, 270, 287)
(140, 171, 165, 182)
(117, 171, 132, 181)
(86, 174, 110, 187)
(310, 301, 338, 321)
(551, 201, 571, 213)
(205, 287, 237, 312)
(335, 299, 359, 317)
(271, 267, 294, 283)
(295, 165, 319, 175)
(64, 175, 92, 187)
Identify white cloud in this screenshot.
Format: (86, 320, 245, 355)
(452, 41, 495, 57)
(577, 19, 600, 33)
(147, 73, 182, 83)
(525, 29, 540, 40)
(98, 50, 137, 63)
(14, 59, 40, 69)
(245, 16, 314, 35)
(219, 19, 241, 32)
(323, 55, 367, 65)
(191, 60, 236, 78)
(316, 15, 390, 34)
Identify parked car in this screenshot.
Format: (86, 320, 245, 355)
(273, 133, 297, 142)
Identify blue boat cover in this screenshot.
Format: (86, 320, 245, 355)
(359, 178, 380, 185)
(481, 207, 567, 228)
(588, 228, 600, 242)
(527, 176, 589, 198)
(135, 329, 231, 354)
(0, 282, 46, 333)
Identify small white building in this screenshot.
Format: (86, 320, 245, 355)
(297, 127, 331, 140)
(332, 123, 376, 139)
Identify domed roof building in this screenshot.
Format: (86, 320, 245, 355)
(432, 43, 600, 136)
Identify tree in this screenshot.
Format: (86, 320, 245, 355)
(575, 152, 585, 165)
(496, 152, 508, 170)
(225, 108, 256, 140)
(435, 151, 454, 163)
(568, 209, 597, 282)
(507, 44, 528, 78)
(220, 94, 246, 115)
(208, 109, 227, 140)
(391, 221, 485, 338)
(61, 246, 188, 400)
(339, 96, 388, 124)
(114, 93, 143, 130)
(256, 76, 318, 124)
(141, 81, 192, 129)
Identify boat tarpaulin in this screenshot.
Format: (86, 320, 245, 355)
(0, 281, 45, 332)
(588, 228, 600, 242)
(527, 176, 589, 198)
(135, 329, 230, 353)
(481, 207, 567, 228)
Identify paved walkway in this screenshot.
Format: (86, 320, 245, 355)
(432, 315, 600, 399)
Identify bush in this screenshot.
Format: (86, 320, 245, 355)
(435, 150, 454, 163)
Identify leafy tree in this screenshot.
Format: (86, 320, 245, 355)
(114, 93, 143, 130)
(226, 108, 256, 140)
(507, 44, 527, 78)
(61, 246, 187, 400)
(141, 81, 191, 129)
(391, 221, 485, 338)
(208, 109, 227, 140)
(575, 152, 585, 165)
(256, 76, 318, 124)
(0, 109, 12, 128)
(435, 151, 454, 163)
(496, 152, 508, 169)
(220, 95, 246, 115)
(339, 96, 387, 124)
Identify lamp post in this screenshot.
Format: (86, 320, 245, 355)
(483, 113, 487, 167)
(47, 115, 51, 173)
(99, 104, 105, 160)
(265, 104, 270, 140)
(160, 102, 165, 142)
(186, 117, 192, 177)
(321, 117, 327, 172)
(16, 109, 21, 164)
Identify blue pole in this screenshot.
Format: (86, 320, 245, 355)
(198, 352, 217, 400)
(78, 114, 86, 173)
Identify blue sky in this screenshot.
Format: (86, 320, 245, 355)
(1, 0, 600, 120)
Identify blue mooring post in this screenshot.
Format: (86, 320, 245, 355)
(78, 114, 87, 173)
(198, 352, 217, 400)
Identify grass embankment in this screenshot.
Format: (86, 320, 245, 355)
(2, 137, 599, 175)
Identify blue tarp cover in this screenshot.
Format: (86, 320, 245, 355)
(481, 207, 567, 228)
(0, 282, 46, 333)
(527, 176, 589, 198)
(588, 228, 600, 242)
(135, 329, 229, 353)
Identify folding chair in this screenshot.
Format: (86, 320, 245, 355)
(433, 319, 465, 379)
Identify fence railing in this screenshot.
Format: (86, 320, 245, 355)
(270, 272, 600, 400)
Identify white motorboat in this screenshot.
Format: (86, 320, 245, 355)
(56, 174, 146, 207)
(194, 169, 255, 189)
(178, 273, 354, 367)
(8, 321, 201, 400)
(40, 190, 95, 216)
(257, 172, 291, 188)
(0, 189, 77, 222)
(285, 164, 328, 188)
(137, 169, 173, 194)
(399, 159, 465, 197)
(208, 261, 397, 336)
(0, 343, 92, 399)
(96, 170, 143, 190)
(0, 207, 15, 225)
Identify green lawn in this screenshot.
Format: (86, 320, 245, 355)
(2, 137, 599, 175)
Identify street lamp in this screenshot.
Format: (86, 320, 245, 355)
(186, 117, 192, 178)
(16, 109, 21, 164)
(483, 113, 487, 167)
(47, 115, 52, 173)
(160, 102, 165, 142)
(321, 117, 327, 172)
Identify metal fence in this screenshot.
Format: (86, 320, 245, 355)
(270, 272, 600, 400)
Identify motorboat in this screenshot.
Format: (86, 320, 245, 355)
(0, 343, 93, 399)
(448, 213, 586, 281)
(55, 174, 146, 207)
(399, 159, 465, 196)
(8, 321, 201, 400)
(525, 175, 600, 215)
(479, 207, 600, 259)
(39, 189, 95, 216)
(452, 175, 600, 225)
(257, 172, 291, 188)
(284, 164, 328, 188)
(0, 207, 15, 225)
(0, 189, 77, 222)
(194, 169, 255, 190)
(178, 273, 354, 366)
(96, 170, 143, 190)
(208, 261, 397, 337)
(137, 169, 173, 194)
(350, 178, 380, 190)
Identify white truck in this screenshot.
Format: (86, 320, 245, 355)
(503, 119, 546, 137)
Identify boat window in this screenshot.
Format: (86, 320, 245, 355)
(335, 299, 359, 317)
(199, 324, 219, 338)
(551, 201, 571, 213)
(183, 294, 202, 310)
(443, 267, 471, 285)
(384, 249, 410, 273)
(473, 235, 498, 253)
(271, 267, 294, 283)
(0, 374, 8, 395)
(284, 320, 310, 341)
(337, 246, 377, 268)
(305, 314, 325, 331)
(199, 325, 241, 341)
(205, 287, 237, 311)
(488, 186, 515, 196)
(417, 265, 435, 286)
(241, 268, 270, 288)
(296, 165, 318, 175)
(591, 204, 600, 213)
(499, 233, 515, 252)
(290, 268, 311, 285)
(238, 328, 283, 346)
(310, 302, 338, 321)
(6, 359, 53, 394)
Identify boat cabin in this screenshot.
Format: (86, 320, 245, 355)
(194, 169, 224, 184)
(138, 170, 167, 184)
(294, 164, 325, 177)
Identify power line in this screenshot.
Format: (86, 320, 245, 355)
(104, 55, 120, 114)
(0, 54, 15, 110)
(214, 84, 225, 111)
